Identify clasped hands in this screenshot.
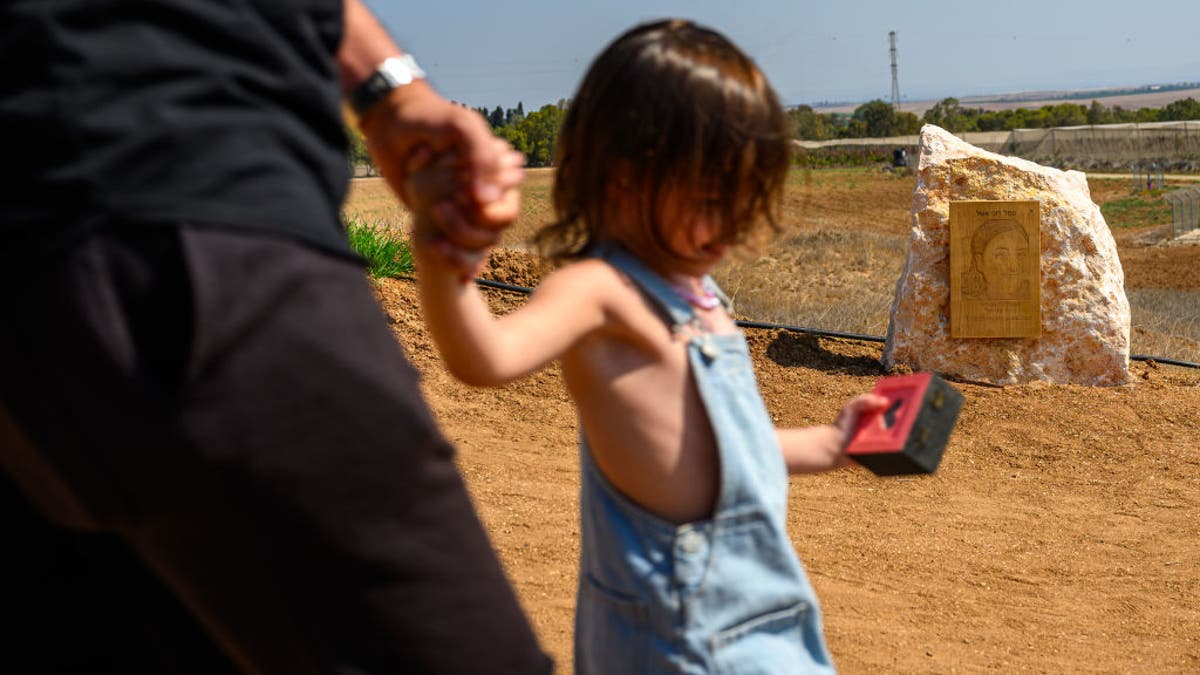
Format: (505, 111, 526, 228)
(359, 81, 525, 280)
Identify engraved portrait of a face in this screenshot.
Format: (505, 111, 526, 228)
(963, 219, 1030, 300)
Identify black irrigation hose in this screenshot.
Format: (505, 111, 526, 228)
(473, 278, 538, 294)
(732, 319, 884, 344)
(472, 278, 1200, 370)
(1130, 354, 1200, 369)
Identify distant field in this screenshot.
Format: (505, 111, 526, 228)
(812, 86, 1200, 117)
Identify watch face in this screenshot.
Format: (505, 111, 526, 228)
(352, 55, 425, 117)
(380, 55, 425, 87)
(379, 58, 414, 87)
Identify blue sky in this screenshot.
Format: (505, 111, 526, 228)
(366, 0, 1200, 110)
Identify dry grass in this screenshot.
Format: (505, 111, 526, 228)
(1127, 289, 1200, 363)
(343, 178, 413, 232)
(716, 228, 907, 335)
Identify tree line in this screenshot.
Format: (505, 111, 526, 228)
(791, 97, 1200, 140)
(346, 96, 1200, 173)
(344, 99, 567, 175)
(473, 100, 566, 168)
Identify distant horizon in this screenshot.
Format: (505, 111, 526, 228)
(458, 80, 1200, 118)
(806, 82, 1200, 117)
(800, 81, 1200, 110)
(455, 81, 1200, 118)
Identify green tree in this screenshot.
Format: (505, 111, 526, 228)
(519, 104, 564, 167)
(495, 124, 528, 158)
(894, 111, 921, 135)
(1108, 105, 1146, 123)
(787, 105, 833, 140)
(841, 117, 868, 139)
(1160, 97, 1200, 121)
(851, 99, 901, 137)
(1044, 103, 1088, 128)
(1087, 100, 1111, 125)
(974, 109, 1010, 131)
(1010, 108, 1046, 129)
(505, 104, 524, 127)
(822, 112, 853, 137)
(922, 97, 977, 132)
(1133, 107, 1160, 123)
(488, 105, 505, 129)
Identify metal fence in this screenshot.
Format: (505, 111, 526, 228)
(1005, 122, 1200, 164)
(795, 121, 1200, 168)
(1165, 187, 1200, 238)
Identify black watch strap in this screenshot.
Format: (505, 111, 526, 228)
(350, 54, 427, 118)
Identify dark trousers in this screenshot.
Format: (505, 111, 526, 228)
(0, 225, 551, 674)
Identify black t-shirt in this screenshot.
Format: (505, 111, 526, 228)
(0, 0, 354, 266)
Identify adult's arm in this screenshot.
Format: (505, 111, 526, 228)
(338, 0, 521, 255)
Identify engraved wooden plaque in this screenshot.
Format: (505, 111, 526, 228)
(950, 200, 1041, 338)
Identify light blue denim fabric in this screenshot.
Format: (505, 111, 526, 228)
(574, 245, 836, 674)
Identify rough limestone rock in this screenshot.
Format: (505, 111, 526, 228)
(883, 124, 1131, 386)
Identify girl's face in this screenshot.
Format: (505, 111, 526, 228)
(657, 188, 740, 276)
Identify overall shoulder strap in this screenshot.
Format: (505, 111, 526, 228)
(589, 243, 695, 330)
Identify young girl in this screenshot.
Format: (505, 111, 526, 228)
(405, 19, 885, 674)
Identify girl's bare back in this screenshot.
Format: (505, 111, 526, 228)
(557, 258, 737, 524)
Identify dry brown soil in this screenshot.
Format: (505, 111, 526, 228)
(356, 170, 1200, 673)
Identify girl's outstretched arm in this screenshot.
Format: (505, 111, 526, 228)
(777, 393, 888, 474)
(405, 153, 609, 386)
(415, 251, 610, 387)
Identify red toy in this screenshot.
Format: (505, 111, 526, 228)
(846, 372, 964, 476)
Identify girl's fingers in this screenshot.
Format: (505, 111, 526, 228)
(406, 163, 462, 210)
(404, 144, 435, 175)
(854, 393, 890, 412)
(431, 200, 503, 251)
(835, 393, 890, 433)
(476, 186, 521, 227)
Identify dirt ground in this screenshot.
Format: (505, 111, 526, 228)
(357, 171, 1200, 673)
(373, 291, 1198, 674)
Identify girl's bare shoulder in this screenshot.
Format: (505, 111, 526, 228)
(535, 257, 642, 306)
(551, 258, 677, 352)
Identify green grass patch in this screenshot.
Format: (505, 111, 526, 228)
(345, 217, 413, 278)
(1100, 189, 1174, 228)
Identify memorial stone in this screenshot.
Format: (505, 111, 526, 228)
(883, 125, 1131, 386)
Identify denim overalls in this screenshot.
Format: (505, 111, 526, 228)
(575, 246, 836, 674)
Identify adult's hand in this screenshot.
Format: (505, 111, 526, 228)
(358, 80, 525, 268)
(359, 80, 519, 207)
(403, 139, 524, 278)
(339, 0, 523, 259)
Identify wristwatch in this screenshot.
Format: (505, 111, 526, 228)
(349, 54, 427, 118)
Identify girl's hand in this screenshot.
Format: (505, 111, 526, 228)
(830, 393, 890, 467)
(404, 140, 524, 278)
